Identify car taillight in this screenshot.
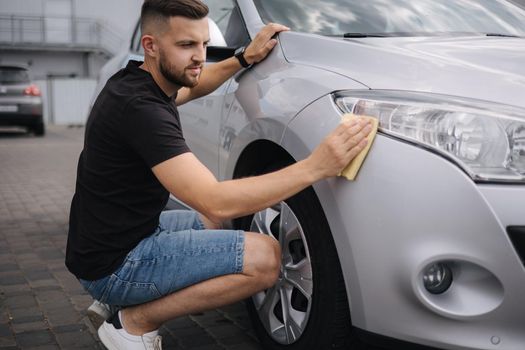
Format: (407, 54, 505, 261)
(24, 84, 41, 96)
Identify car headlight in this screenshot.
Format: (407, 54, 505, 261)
(334, 90, 525, 183)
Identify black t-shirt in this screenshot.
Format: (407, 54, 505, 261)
(66, 60, 190, 280)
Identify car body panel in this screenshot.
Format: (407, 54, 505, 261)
(237, 0, 265, 36)
(178, 77, 233, 175)
(218, 44, 368, 180)
(478, 185, 525, 227)
(279, 32, 525, 109)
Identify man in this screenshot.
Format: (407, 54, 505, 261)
(65, 0, 372, 349)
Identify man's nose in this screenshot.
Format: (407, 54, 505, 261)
(193, 46, 206, 63)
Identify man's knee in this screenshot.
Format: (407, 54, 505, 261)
(244, 232, 281, 289)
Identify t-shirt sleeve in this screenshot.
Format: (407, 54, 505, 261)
(121, 96, 190, 168)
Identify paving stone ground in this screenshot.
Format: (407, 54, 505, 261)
(0, 126, 262, 350)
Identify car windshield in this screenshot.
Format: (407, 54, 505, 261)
(253, 0, 525, 37)
(0, 67, 30, 84)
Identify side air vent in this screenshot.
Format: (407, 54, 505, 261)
(507, 226, 525, 266)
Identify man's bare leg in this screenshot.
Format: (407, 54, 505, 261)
(120, 232, 280, 335)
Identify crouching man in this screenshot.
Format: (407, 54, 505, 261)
(65, 0, 372, 349)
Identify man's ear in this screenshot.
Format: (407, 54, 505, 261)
(142, 35, 158, 58)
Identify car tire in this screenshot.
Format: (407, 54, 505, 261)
(33, 122, 45, 136)
(237, 185, 359, 349)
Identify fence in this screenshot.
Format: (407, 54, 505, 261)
(0, 14, 123, 56)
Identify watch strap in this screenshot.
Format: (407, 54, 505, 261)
(235, 47, 251, 68)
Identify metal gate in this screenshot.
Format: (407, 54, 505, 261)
(38, 78, 97, 125)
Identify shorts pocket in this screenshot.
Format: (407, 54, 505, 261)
(103, 274, 162, 306)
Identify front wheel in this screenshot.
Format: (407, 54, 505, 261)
(239, 186, 359, 349)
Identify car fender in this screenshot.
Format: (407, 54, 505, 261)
(220, 49, 368, 181)
(280, 93, 368, 324)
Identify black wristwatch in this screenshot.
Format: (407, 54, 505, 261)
(234, 46, 252, 68)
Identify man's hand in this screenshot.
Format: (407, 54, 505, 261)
(305, 118, 373, 180)
(244, 23, 290, 65)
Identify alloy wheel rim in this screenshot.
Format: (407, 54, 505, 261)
(250, 202, 313, 345)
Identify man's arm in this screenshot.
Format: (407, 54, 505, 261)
(152, 118, 373, 224)
(175, 23, 289, 106)
(175, 56, 241, 106)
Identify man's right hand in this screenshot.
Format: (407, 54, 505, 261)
(305, 118, 373, 180)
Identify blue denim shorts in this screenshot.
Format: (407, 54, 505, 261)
(79, 210, 245, 306)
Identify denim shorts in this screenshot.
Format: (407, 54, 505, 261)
(79, 210, 245, 306)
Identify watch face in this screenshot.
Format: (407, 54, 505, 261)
(235, 46, 245, 56)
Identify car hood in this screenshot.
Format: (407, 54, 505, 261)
(279, 32, 525, 110)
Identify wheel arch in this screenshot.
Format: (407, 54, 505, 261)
(280, 96, 367, 325)
(232, 139, 295, 179)
(231, 139, 295, 230)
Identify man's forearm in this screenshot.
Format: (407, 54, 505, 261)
(153, 117, 372, 225)
(203, 159, 322, 222)
(186, 57, 242, 102)
(202, 119, 372, 222)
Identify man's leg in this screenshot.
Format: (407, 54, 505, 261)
(85, 210, 208, 328)
(121, 231, 280, 335)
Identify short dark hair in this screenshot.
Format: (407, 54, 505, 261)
(141, 0, 209, 33)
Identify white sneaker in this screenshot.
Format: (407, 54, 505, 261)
(87, 300, 112, 329)
(98, 311, 162, 350)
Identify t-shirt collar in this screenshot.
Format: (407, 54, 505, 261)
(127, 60, 178, 102)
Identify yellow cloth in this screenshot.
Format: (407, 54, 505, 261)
(339, 113, 379, 181)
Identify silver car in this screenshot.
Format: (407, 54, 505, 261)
(97, 0, 525, 349)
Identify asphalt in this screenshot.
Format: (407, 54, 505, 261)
(0, 126, 262, 350)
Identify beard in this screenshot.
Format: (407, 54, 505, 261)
(159, 48, 200, 88)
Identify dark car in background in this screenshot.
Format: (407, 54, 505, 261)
(0, 65, 44, 136)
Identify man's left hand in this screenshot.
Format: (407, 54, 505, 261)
(244, 23, 290, 65)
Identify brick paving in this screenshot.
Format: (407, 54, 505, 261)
(0, 126, 262, 350)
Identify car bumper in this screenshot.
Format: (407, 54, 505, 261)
(0, 100, 43, 127)
(338, 134, 524, 350)
(285, 94, 525, 350)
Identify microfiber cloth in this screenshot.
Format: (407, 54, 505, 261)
(339, 113, 379, 181)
